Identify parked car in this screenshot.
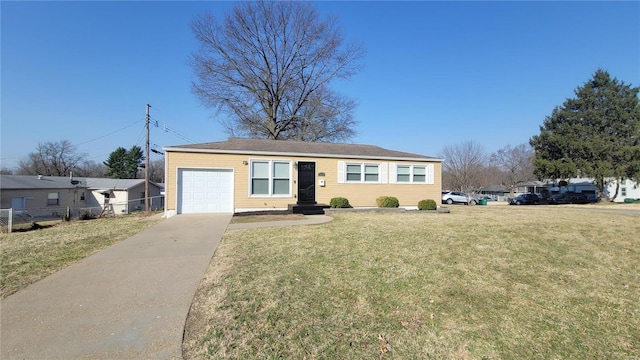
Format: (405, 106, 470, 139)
(547, 192, 590, 205)
(509, 193, 540, 205)
(442, 191, 477, 205)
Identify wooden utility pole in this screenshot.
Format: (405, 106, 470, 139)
(145, 104, 151, 215)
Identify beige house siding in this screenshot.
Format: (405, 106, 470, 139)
(1, 188, 87, 213)
(166, 151, 441, 213)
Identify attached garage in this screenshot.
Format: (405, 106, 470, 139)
(164, 138, 443, 216)
(177, 168, 234, 214)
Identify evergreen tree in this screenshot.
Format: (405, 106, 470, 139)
(530, 69, 640, 199)
(104, 146, 144, 179)
(126, 146, 144, 178)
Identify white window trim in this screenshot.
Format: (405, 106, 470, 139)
(391, 163, 435, 184)
(249, 159, 292, 197)
(342, 162, 384, 183)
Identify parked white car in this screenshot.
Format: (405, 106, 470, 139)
(442, 191, 477, 205)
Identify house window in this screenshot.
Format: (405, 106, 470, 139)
(252, 161, 269, 195)
(346, 164, 361, 181)
(396, 165, 426, 183)
(338, 161, 387, 184)
(397, 166, 411, 182)
(273, 162, 290, 195)
(390, 163, 434, 184)
(47, 192, 60, 206)
(346, 163, 380, 183)
(413, 166, 426, 183)
(80, 192, 85, 201)
(250, 160, 291, 196)
(364, 165, 379, 182)
(621, 187, 627, 197)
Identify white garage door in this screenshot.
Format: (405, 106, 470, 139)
(178, 169, 234, 214)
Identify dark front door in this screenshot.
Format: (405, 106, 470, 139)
(297, 161, 316, 204)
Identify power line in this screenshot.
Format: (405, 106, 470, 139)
(1, 118, 144, 161)
(133, 123, 147, 148)
(77, 118, 145, 146)
(149, 115, 201, 143)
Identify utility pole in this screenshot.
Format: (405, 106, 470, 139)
(145, 104, 151, 215)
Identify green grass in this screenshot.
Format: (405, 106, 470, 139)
(0, 214, 161, 298)
(184, 206, 640, 359)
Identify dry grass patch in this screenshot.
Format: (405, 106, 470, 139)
(184, 206, 639, 359)
(0, 214, 161, 298)
(230, 213, 306, 224)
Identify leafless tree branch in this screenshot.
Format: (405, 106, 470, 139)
(190, 1, 364, 141)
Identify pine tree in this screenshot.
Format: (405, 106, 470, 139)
(530, 69, 640, 199)
(104, 146, 144, 179)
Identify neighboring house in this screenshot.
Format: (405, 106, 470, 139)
(0, 175, 88, 217)
(0, 175, 164, 216)
(163, 138, 443, 215)
(546, 177, 640, 202)
(477, 185, 510, 201)
(515, 180, 548, 196)
(610, 178, 640, 202)
(84, 178, 164, 214)
(509, 177, 640, 202)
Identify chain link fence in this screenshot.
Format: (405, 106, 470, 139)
(1, 196, 164, 233)
(1, 208, 13, 233)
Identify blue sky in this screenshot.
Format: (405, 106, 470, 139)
(2, 1, 639, 171)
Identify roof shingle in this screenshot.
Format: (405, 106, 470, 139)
(165, 138, 440, 161)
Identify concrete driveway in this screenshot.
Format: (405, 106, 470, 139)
(1, 214, 232, 360)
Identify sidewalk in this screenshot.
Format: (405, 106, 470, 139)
(1, 214, 232, 360)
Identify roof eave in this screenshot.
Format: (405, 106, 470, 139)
(163, 146, 443, 163)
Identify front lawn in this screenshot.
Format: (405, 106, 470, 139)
(184, 206, 639, 359)
(0, 214, 161, 298)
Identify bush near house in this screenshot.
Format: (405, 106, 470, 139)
(418, 199, 437, 210)
(329, 197, 351, 208)
(376, 196, 399, 208)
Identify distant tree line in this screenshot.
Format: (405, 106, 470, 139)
(440, 141, 536, 195)
(10, 140, 165, 183)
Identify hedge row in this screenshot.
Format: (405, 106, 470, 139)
(329, 197, 438, 210)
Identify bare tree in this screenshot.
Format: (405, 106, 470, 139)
(0, 167, 14, 175)
(75, 160, 107, 178)
(477, 164, 504, 188)
(149, 158, 165, 183)
(440, 141, 488, 192)
(17, 140, 87, 176)
(490, 144, 536, 196)
(190, 1, 364, 142)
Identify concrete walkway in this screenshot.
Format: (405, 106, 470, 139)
(1, 214, 232, 360)
(1, 213, 333, 359)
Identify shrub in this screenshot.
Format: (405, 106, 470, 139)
(330, 197, 351, 208)
(377, 196, 399, 208)
(418, 199, 437, 210)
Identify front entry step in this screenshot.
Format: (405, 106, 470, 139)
(288, 203, 330, 215)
